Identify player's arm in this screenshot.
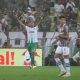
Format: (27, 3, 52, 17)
(14, 14, 25, 28)
(51, 35, 60, 44)
(59, 33, 69, 39)
(17, 18, 26, 27)
(51, 38, 58, 44)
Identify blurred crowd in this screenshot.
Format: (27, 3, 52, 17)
(0, 0, 80, 33)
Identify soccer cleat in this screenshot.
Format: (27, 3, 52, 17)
(58, 71, 66, 77)
(62, 74, 71, 77)
(32, 66, 37, 69)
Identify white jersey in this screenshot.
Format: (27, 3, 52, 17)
(57, 23, 69, 46)
(66, 2, 75, 11)
(54, 4, 64, 17)
(25, 26, 38, 43)
(72, 52, 80, 62)
(57, 23, 69, 33)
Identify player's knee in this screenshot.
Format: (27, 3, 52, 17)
(64, 58, 70, 67)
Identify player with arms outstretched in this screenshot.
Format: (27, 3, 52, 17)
(17, 16, 40, 68)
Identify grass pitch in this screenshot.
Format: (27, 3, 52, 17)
(0, 66, 80, 80)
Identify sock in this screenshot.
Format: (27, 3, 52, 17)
(30, 52, 35, 65)
(55, 58, 65, 72)
(64, 58, 71, 75)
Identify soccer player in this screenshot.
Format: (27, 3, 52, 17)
(54, 16, 71, 77)
(17, 16, 38, 68)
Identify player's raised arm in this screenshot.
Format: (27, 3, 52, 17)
(17, 18, 26, 28)
(14, 14, 26, 28)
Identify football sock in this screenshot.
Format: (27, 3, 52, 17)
(55, 58, 65, 72)
(64, 58, 70, 75)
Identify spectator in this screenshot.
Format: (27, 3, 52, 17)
(9, 12, 20, 31)
(0, 20, 2, 31)
(50, 0, 55, 7)
(2, 41, 12, 48)
(43, 0, 50, 15)
(64, 6, 78, 31)
(66, 0, 75, 12)
(54, 0, 64, 18)
(74, 29, 80, 55)
(39, 11, 51, 32)
(1, 14, 9, 32)
(35, 5, 44, 24)
(54, 0, 64, 28)
(29, 0, 37, 11)
(60, 0, 67, 7)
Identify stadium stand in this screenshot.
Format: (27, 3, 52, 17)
(9, 32, 26, 48)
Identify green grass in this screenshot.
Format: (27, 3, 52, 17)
(0, 66, 80, 80)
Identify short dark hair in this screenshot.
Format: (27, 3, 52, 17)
(59, 16, 65, 19)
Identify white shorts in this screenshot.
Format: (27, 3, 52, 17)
(25, 50, 31, 60)
(55, 46, 70, 55)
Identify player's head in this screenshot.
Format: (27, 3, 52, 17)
(59, 16, 66, 24)
(26, 17, 35, 27)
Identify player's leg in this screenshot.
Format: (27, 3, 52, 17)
(62, 47, 71, 77)
(31, 42, 38, 68)
(24, 50, 31, 67)
(30, 42, 38, 68)
(54, 46, 66, 76)
(27, 43, 34, 66)
(27, 43, 36, 69)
